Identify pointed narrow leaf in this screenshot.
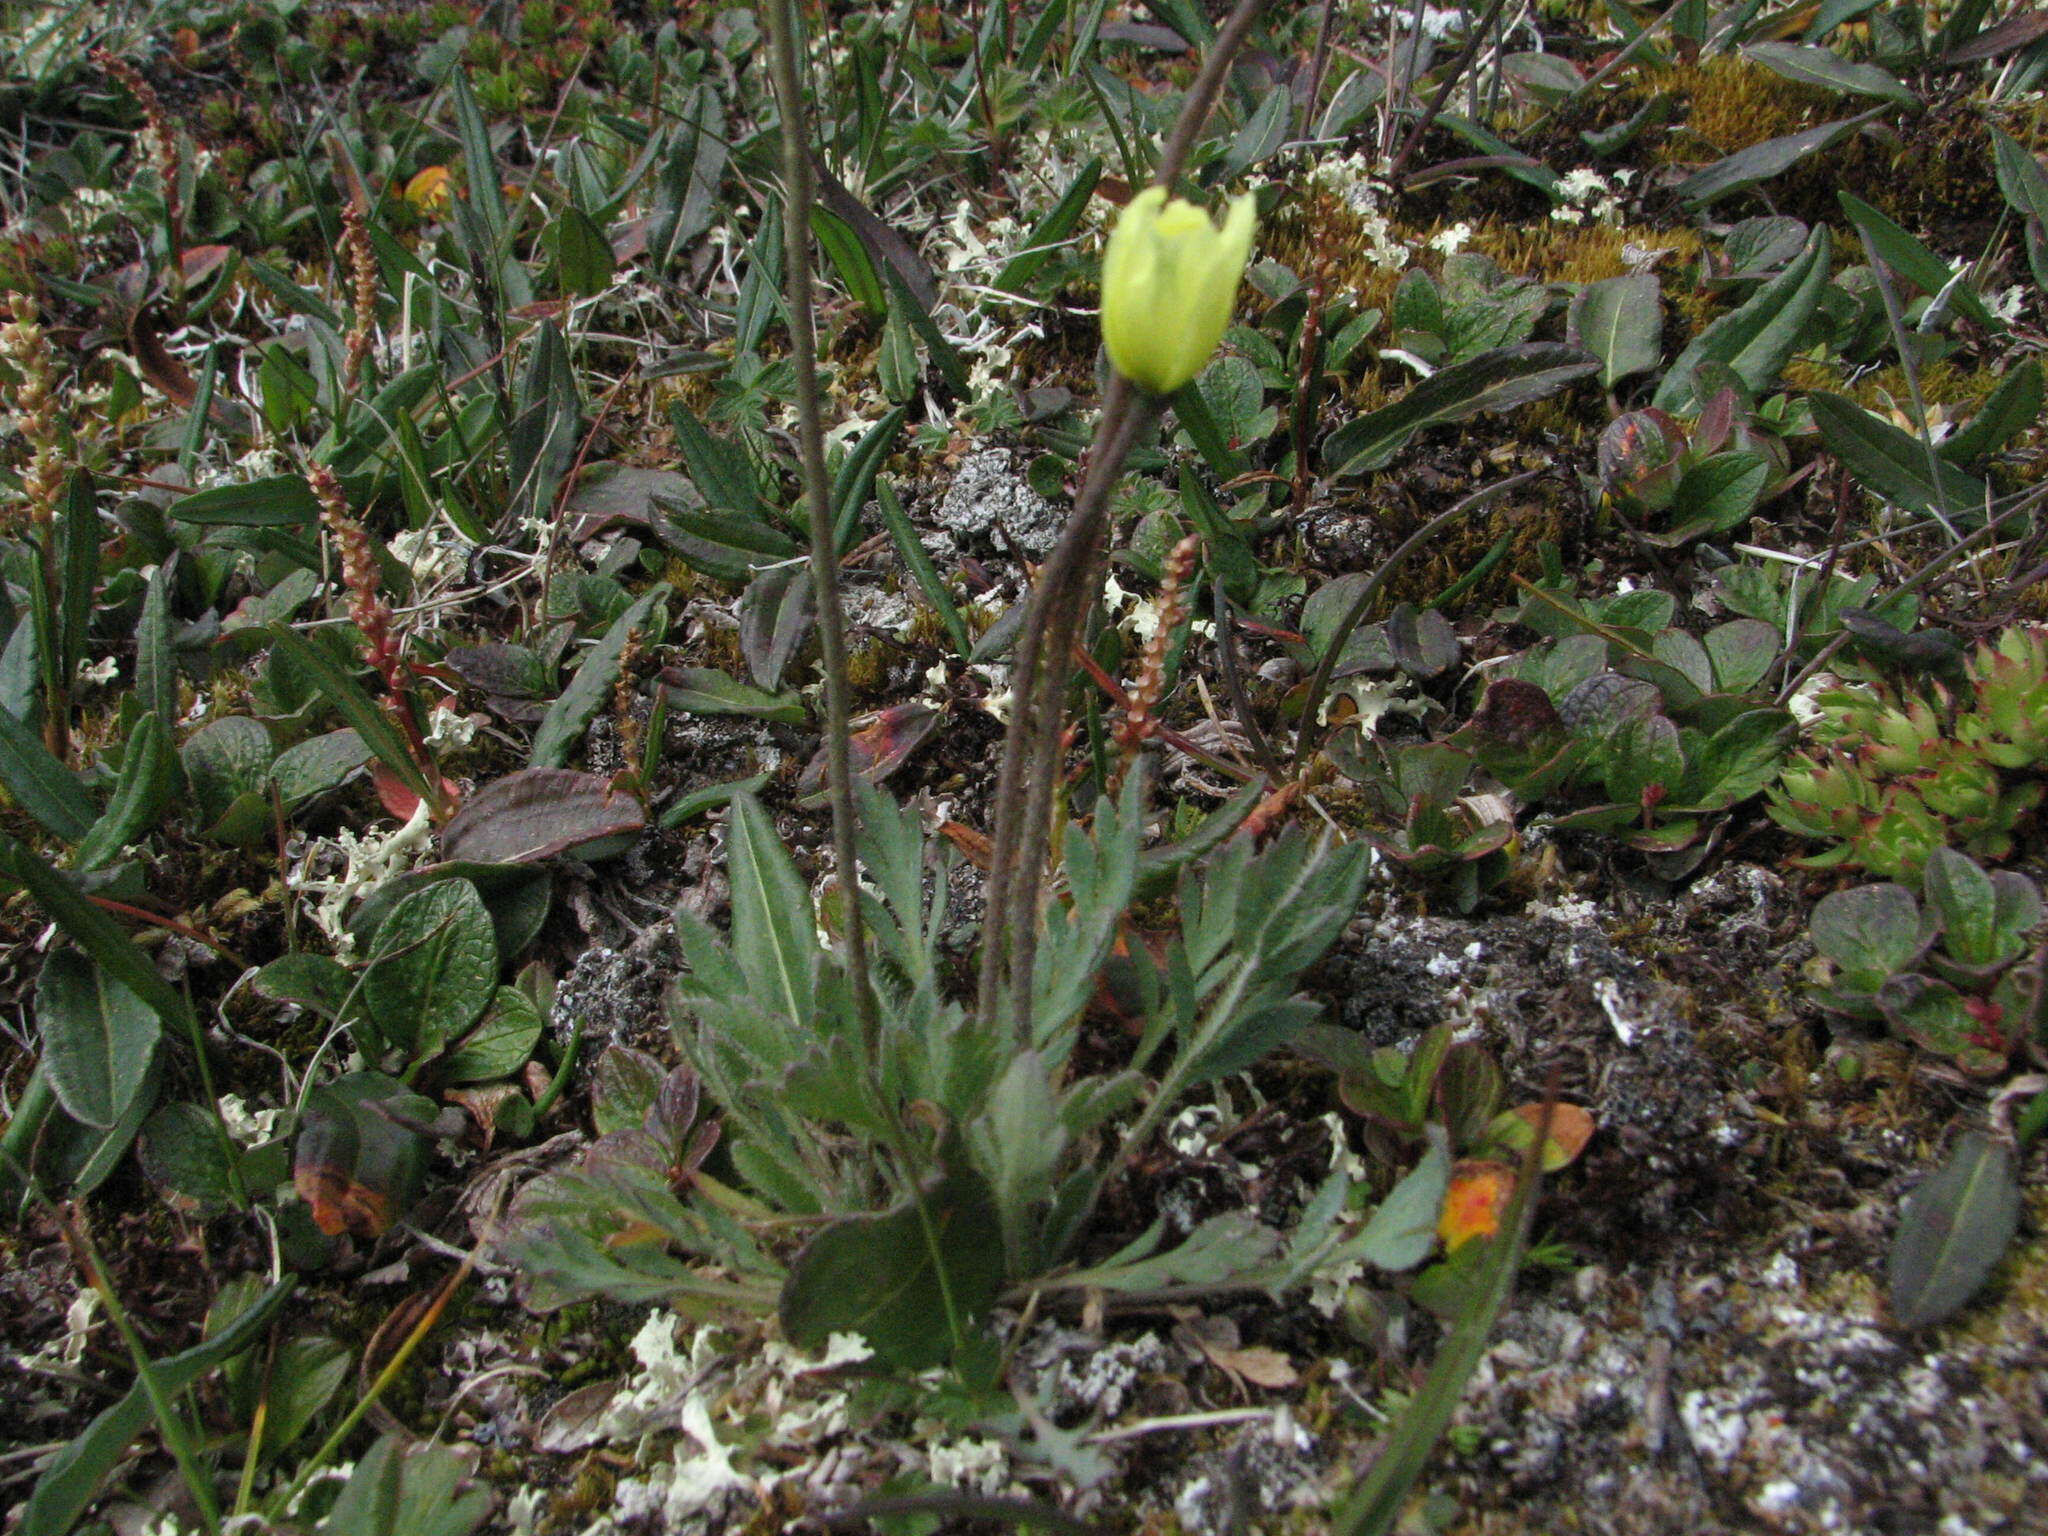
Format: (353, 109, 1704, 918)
(1675, 111, 1881, 206)
(1888, 1132, 2021, 1328)
(1809, 392, 1989, 519)
(724, 794, 818, 1024)
(530, 586, 665, 768)
(0, 699, 95, 841)
(1325, 344, 1598, 477)
(1656, 226, 1831, 411)
(1743, 42, 1915, 105)
(36, 948, 159, 1129)
(18, 1280, 295, 1536)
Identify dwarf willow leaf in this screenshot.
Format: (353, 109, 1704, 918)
(362, 879, 497, 1058)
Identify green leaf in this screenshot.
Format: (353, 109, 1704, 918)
(36, 948, 159, 1129)
(994, 157, 1102, 295)
(724, 794, 819, 1026)
(137, 1100, 246, 1210)
(1941, 360, 2043, 465)
(1567, 273, 1662, 389)
(1808, 392, 1990, 520)
(530, 586, 666, 768)
(267, 627, 434, 806)
(1324, 344, 1598, 477)
(1742, 42, 1915, 105)
(361, 879, 498, 1058)
(269, 728, 373, 810)
(666, 403, 767, 519)
(180, 715, 275, 827)
(1704, 618, 1782, 693)
(1655, 226, 1831, 411)
(1991, 127, 2048, 249)
(0, 696, 95, 841)
(661, 666, 806, 723)
(135, 560, 177, 732)
(255, 1336, 352, 1458)
(778, 1157, 1006, 1368)
(168, 474, 334, 527)
(1888, 1132, 2021, 1328)
(1659, 450, 1769, 542)
(554, 206, 615, 297)
(2, 837, 198, 1037)
(18, 1279, 295, 1536)
(1921, 846, 2001, 966)
(442, 985, 544, 1083)
(58, 473, 96, 680)
(72, 713, 174, 870)
(1674, 111, 1881, 206)
(1351, 1141, 1451, 1272)
(830, 403, 908, 552)
(876, 478, 971, 658)
(1809, 881, 1925, 980)
(313, 1433, 492, 1536)
(810, 207, 885, 316)
(1837, 192, 1999, 329)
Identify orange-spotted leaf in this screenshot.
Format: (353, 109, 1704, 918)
(1485, 1102, 1597, 1171)
(1438, 1158, 1516, 1251)
(405, 165, 454, 211)
(293, 1072, 434, 1238)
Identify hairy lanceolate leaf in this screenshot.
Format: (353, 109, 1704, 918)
(1324, 343, 1598, 476)
(1655, 226, 1831, 412)
(1809, 392, 1990, 520)
(267, 626, 435, 809)
(1567, 273, 1662, 388)
(530, 586, 666, 768)
(1888, 1132, 2021, 1328)
(724, 794, 819, 1027)
(18, 1279, 295, 1536)
(737, 563, 813, 691)
(71, 713, 175, 870)
(1674, 110, 1882, 207)
(1743, 42, 1915, 105)
(778, 1155, 1007, 1368)
(36, 948, 159, 1129)
(1940, 359, 2043, 466)
(0, 699, 95, 842)
(439, 767, 645, 865)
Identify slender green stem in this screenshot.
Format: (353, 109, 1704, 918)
(974, 0, 1270, 1039)
(1385, 0, 1517, 189)
(67, 1209, 223, 1536)
(1332, 1103, 1549, 1536)
(268, 1258, 471, 1520)
(763, 0, 881, 1052)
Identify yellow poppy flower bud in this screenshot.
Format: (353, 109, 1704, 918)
(1099, 186, 1257, 397)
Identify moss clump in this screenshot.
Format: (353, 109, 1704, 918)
(1648, 58, 1840, 159)
(1467, 220, 1700, 288)
(842, 637, 893, 697)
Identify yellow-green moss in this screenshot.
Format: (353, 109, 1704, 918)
(1467, 220, 1701, 288)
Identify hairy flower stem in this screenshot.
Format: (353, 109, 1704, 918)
(976, 0, 1268, 1041)
(1384, 0, 1516, 191)
(763, 0, 879, 1051)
